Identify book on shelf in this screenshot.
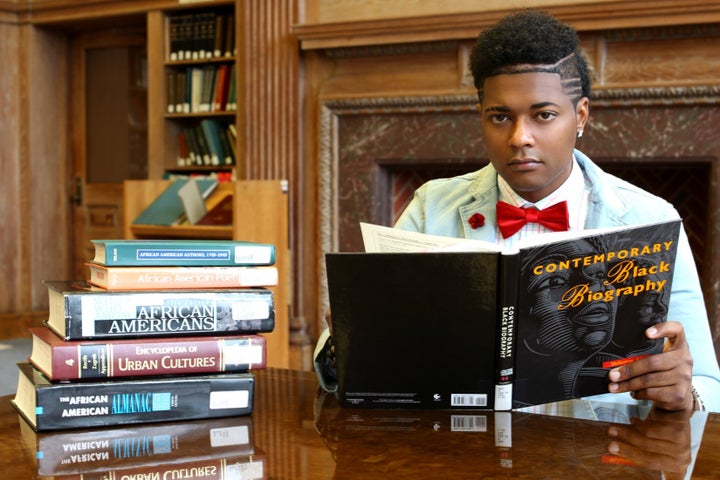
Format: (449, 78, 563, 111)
(12, 363, 254, 431)
(86, 263, 279, 290)
(325, 219, 681, 409)
(197, 194, 233, 226)
(18, 414, 255, 476)
(131, 178, 218, 226)
(29, 326, 267, 381)
(91, 239, 275, 267)
(45, 280, 275, 340)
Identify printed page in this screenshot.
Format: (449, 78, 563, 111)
(360, 222, 499, 253)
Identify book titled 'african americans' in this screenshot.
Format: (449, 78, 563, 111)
(45, 281, 275, 340)
(325, 219, 681, 410)
(12, 363, 255, 431)
(29, 326, 266, 380)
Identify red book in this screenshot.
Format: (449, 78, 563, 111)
(29, 326, 266, 380)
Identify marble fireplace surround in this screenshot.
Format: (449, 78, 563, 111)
(317, 86, 720, 351)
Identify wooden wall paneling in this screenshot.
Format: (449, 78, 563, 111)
(237, 1, 307, 344)
(0, 20, 24, 315)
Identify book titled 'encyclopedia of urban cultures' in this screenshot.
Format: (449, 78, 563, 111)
(28, 326, 267, 380)
(12, 363, 255, 431)
(45, 281, 275, 340)
(326, 219, 681, 410)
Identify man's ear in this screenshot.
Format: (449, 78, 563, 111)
(576, 96, 590, 131)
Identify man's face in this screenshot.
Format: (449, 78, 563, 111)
(479, 72, 589, 203)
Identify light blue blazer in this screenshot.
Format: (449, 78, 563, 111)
(395, 150, 720, 411)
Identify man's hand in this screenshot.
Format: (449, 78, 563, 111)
(608, 321, 695, 411)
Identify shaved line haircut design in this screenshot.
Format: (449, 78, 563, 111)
(469, 10, 592, 106)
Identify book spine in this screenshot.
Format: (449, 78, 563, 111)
(87, 265, 279, 290)
(494, 253, 520, 411)
(34, 373, 254, 431)
(43, 335, 266, 380)
(59, 289, 275, 340)
(97, 242, 275, 267)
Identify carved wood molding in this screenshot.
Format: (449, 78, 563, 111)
(295, 0, 720, 50)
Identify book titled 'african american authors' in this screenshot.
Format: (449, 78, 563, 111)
(45, 281, 275, 340)
(12, 363, 254, 431)
(28, 326, 266, 381)
(326, 219, 681, 410)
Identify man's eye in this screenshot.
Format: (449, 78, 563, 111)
(537, 111, 556, 121)
(491, 114, 509, 124)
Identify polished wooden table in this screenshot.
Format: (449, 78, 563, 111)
(1, 368, 719, 479)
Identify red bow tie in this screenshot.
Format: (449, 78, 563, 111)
(496, 200, 569, 239)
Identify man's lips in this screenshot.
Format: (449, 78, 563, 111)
(507, 158, 542, 170)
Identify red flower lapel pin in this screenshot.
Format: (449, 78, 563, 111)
(468, 213, 485, 229)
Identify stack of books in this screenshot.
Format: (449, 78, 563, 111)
(12, 238, 279, 433)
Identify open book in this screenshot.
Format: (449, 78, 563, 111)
(326, 220, 681, 410)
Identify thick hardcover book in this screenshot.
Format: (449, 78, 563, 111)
(45, 281, 275, 340)
(131, 178, 218, 226)
(85, 263, 278, 290)
(18, 414, 255, 476)
(12, 363, 255, 431)
(327, 219, 681, 409)
(29, 326, 266, 380)
(91, 238, 275, 267)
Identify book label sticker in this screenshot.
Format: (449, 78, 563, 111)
(210, 425, 249, 447)
(231, 301, 270, 320)
(209, 390, 249, 410)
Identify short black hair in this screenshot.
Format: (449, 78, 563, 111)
(469, 9, 591, 104)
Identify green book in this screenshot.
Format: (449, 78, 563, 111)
(91, 239, 276, 266)
(132, 179, 218, 226)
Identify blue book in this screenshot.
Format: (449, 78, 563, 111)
(132, 179, 217, 226)
(90, 238, 276, 266)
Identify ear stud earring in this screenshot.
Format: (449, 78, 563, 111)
(577, 129, 584, 138)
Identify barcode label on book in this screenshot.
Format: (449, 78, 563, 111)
(231, 301, 271, 320)
(210, 425, 250, 447)
(227, 460, 265, 478)
(450, 393, 487, 407)
(234, 246, 272, 264)
(451, 415, 487, 432)
(210, 390, 249, 410)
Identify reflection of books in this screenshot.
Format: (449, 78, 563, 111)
(315, 391, 703, 478)
(12, 363, 254, 431)
(327, 220, 680, 409)
(17, 415, 255, 476)
(29, 326, 266, 380)
(131, 179, 218, 226)
(86, 263, 279, 290)
(45, 281, 275, 340)
(48, 455, 266, 480)
(91, 238, 275, 266)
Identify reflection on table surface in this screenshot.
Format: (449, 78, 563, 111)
(2, 368, 720, 479)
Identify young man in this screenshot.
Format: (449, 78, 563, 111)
(316, 10, 720, 412)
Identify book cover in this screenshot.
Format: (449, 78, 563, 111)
(12, 363, 255, 431)
(45, 281, 275, 340)
(196, 194, 233, 226)
(85, 263, 279, 290)
(327, 219, 681, 409)
(131, 179, 218, 226)
(91, 239, 275, 267)
(29, 326, 266, 380)
(18, 414, 255, 476)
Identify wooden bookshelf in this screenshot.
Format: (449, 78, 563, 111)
(147, 2, 238, 179)
(123, 179, 290, 368)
